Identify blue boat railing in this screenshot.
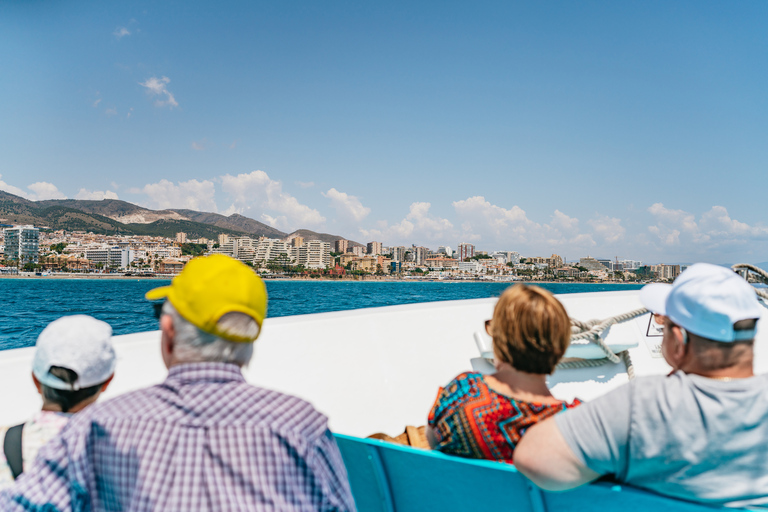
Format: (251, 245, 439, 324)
(334, 434, 721, 512)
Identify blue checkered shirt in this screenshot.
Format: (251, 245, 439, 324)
(0, 363, 356, 511)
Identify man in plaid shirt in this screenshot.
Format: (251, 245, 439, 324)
(0, 255, 356, 511)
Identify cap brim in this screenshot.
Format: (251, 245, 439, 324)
(640, 283, 671, 315)
(145, 286, 171, 301)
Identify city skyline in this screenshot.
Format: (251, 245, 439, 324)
(2, 2, 767, 264)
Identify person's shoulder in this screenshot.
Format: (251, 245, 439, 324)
(235, 383, 330, 437)
(448, 371, 485, 386)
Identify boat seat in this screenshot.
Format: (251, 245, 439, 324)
(334, 434, 725, 512)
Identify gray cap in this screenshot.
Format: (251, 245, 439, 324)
(32, 315, 116, 390)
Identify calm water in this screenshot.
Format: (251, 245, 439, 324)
(0, 278, 642, 351)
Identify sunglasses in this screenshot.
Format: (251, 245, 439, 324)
(152, 301, 166, 319)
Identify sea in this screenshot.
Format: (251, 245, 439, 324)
(0, 279, 643, 351)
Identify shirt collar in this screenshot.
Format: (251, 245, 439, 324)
(166, 362, 246, 386)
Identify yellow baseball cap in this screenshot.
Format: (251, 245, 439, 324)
(145, 254, 267, 343)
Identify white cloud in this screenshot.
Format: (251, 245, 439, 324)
(0, 176, 66, 201)
(191, 140, 206, 151)
(139, 76, 178, 108)
(27, 182, 66, 200)
(114, 27, 131, 39)
(75, 189, 119, 200)
(93, 98, 102, 108)
(296, 181, 315, 189)
(105, 107, 117, 116)
(323, 188, 371, 222)
(647, 203, 768, 252)
(220, 170, 325, 231)
(137, 178, 217, 211)
(229, 139, 239, 149)
(588, 215, 625, 244)
(453, 196, 540, 244)
(0, 175, 29, 198)
(360, 202, 455, 244)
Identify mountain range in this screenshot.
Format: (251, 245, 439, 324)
(0, 191, 362, 246)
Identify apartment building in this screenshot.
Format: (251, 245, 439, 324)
(298, 240, 331, 269)
(3, 225, 39, 264)
(253, 238, 294, 264)
(335, 239, 349, 253)
(457, 243, 475, 261)
(390, 246, 406, 262)
(367, 241, 382, 255)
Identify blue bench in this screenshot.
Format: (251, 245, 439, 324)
(335, 434, 717, 512)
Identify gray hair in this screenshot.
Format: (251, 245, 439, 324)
(162, 301, 257, 366)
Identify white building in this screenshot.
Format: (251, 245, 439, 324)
(253, 238, 295, 264)
(297, 240, 331, 269)
(3, 225, 40, 264)
(458, 261, 483, 274)
(85, 247, 135, 269)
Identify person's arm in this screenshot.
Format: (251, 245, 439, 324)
(515, 417, 601, 491)
(309, 429, 357, 512)
(516, 383, 633, 492)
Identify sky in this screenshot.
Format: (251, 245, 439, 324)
(1, 1, 767, 264)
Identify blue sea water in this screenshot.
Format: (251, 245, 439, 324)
(0, 279, 642, 351)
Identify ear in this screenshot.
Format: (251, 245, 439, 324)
(668, 325, 688, 366)
(160, 314, 175, 366)
(32, 372, 42, 395)
(100, 374, 114, 392)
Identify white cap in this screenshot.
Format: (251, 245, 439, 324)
(32, 315, 116, 391)
(639, 263, 763, 343)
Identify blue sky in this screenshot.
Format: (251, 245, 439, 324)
(1, 1, 767, 264)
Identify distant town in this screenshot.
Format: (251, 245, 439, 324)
(0, 224, 684, 282)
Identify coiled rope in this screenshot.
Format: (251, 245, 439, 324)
(556, 307, 647, 378)
(732, 263, 768, 301)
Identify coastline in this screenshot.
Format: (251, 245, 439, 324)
(0, 273, 647, 284)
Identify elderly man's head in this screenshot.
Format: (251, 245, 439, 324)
(145, 255, 268, 368)
(640, 263, 763, 373)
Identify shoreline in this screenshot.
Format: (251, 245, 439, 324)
(0, 273, 647, 284)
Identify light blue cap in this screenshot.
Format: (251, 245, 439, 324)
(640, 263, 762, 343)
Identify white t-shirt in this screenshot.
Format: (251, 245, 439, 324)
(0, 410, 71, 490)
(556, 371, 768, 508)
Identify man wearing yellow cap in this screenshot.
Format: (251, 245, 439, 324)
(1, 255, 356, 511)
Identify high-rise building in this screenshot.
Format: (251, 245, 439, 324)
(218, 234, 230, 246)
(292, 236, 305, 248)
(335, 239, 349, 253)
(457, 243, 475, 261)
(298, 240, 331, 269)
(175, 232, 187, 243)
(412, 246, 428, 265)
(351, 245, 364, 257)
(3, 225, 40, 264)
(367, 241, 382, 255)
(391, 246, 406, 262)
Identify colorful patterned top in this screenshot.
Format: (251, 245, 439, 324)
(428, 372, 581, 463)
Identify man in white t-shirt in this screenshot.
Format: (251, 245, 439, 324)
(0, 315, 115, 489)
(515, 263, 768, 508)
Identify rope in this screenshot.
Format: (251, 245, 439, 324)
(555, 308, 646, 378)
(732, 264, 768, 301)
(567, 307, 648, 364)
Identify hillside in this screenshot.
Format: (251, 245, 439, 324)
(0, 191, 362, 244)
(171, 210, 286, 239)
(0, 192, 248, 239)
